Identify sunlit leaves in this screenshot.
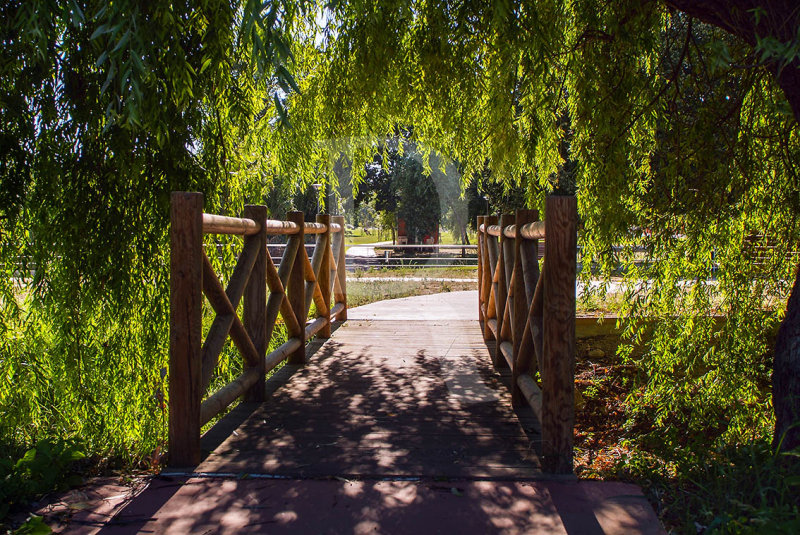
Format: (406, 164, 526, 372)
(280, 0, 799, 449)
(0, 0, 300, 460)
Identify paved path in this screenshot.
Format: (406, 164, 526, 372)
(44, 293, 661, 534)
(348, 290, 478, 320)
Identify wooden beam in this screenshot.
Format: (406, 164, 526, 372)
(511, 209, 538, 407)
(541, 195, 577, 474)
(301, 244, 323, 320)
(516, 260, 545, 378)
(286, 212, 306, 365)
(202, 213, 261, 235)
(483, 215, 498, 341)
(477, 216, 485, 324)
(517, 374, 542, 421)
(317, 214, 332, 338)
(494, 213, 514, 368)
(200, 367, 261, 426)
(200, 254, 261, 391)
(330, 302, 345, 318)
(519, 220, 546, 240)
(168, 192, 204, 467)
(266, 337, 302, 369)
(243, 205, 267, 402)
(305, 316, 328, 339)
(332, 215, 347, 321)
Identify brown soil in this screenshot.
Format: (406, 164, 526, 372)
(573, 335, 644, 478)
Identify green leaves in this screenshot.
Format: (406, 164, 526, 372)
(0, 0, 302, 486)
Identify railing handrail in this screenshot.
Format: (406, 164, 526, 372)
(369, 244, 478, 250)
(202, 213, 343, 236)
(481, 221, 546, 240)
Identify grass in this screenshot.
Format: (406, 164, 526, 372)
(344, 227, 391, 245)
(350, 266, 478, 279)
(438, 230, 477, 245)
(346, 279, 476, 308)
(344, 228, 477, 246)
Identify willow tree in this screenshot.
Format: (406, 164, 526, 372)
(276, 0, 800, 451)
(0, 0, 300, 455)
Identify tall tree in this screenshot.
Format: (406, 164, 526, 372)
(0, 0, 300, 454)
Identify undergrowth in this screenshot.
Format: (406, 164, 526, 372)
(574, 335, 800, 533)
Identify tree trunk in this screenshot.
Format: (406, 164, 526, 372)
(662, 0, 800, 451)
(774, 267, 800, 451)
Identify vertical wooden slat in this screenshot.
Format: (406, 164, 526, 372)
(541, 195, 577, 474)
(511, 209, 538, 407)
(287, 211, 306, 365)
(318, 214, 332, 338)
(495, 213, 514, 368)
(169, 192, 204, 467)
(332, 215, 347, 321)
(483, 215, 498, 341)
(243, 205, 267, 402)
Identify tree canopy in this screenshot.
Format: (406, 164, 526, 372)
(278, 0, 800, 449)
(1, 0, 799, 468)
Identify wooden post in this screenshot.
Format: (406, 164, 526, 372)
(169, 192, 204, 467)
(477, 216, 485, 323)
(495, 213, 514, 368)
(541, 195, 577, 474)
(332, 215, 347, 321)
(511, 209, 538, 407)
(287, 211, 306, 364)
(318, 214, 332, 338)
(483, 215, 498, 341)
(243, 205, 267, 402)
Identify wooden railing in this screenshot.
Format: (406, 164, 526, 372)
(169, 192, 347, 467)
(477, 196, 577, 474)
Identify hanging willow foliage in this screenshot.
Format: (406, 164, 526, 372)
(0, 0, 303, 457)
(0, 0, 798, 462)
(274, 0, 799, 449)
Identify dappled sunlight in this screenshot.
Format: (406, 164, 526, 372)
(194, 319, 540, 479)
(96, 476, 660, 534)
(91, 318, 659, 533)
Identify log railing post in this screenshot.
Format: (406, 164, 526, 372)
(541, 195, 577, 474)
(287, 211, 306, 364)
(483, 215, 498, 341)
(243, 205, 268, 402)
(477, 216, 485, 323)
(511, 209, 538, 407)
(495, 213, 514, 368)
(332, 215, 347, 321)
(169, 192, 204, 467)
(318, 214, 332, 338)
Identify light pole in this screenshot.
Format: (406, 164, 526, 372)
(480, 195, 489, 215)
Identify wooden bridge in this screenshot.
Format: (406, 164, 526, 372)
(65, 191, 664, 533)
(169, 191, 578, 477)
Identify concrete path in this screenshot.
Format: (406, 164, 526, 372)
(348, 290, 479, 320)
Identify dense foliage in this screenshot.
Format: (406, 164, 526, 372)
(278, 1, 799, 451)
(0, 0, 303, 469)
(1, 0, 799, 528)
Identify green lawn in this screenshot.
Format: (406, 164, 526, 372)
(344, 227, 391, 245)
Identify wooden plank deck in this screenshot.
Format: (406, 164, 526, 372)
(197, 319, 542, 479)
